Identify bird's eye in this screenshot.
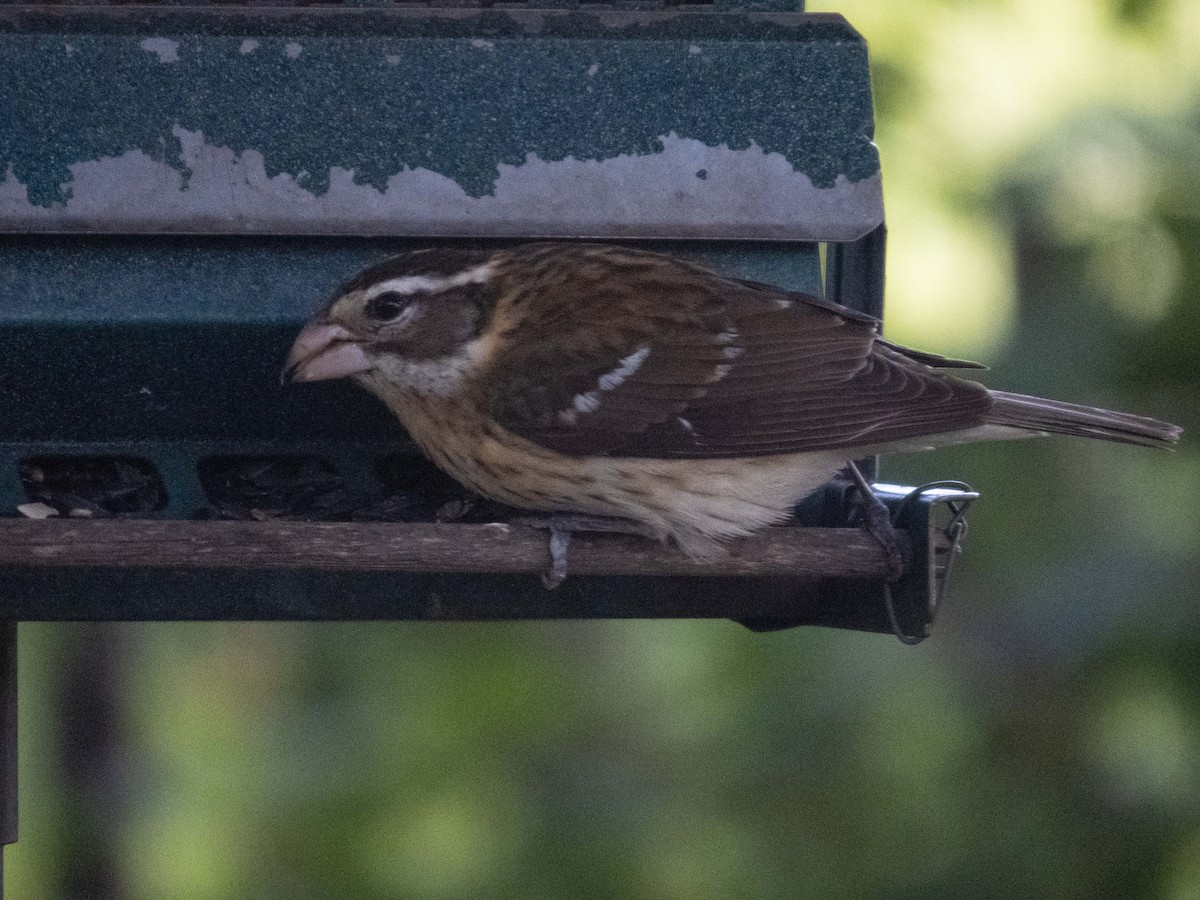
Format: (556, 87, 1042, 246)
(365, 291, 410, 322)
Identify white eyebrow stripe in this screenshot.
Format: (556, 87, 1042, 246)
(368, 263, 494, 298)
(371, 275, 441, 296)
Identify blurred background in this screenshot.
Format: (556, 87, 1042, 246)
(9, 0, 1200, 896)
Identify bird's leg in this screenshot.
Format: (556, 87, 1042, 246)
(844, 461, 906, 582)
(515, 513, 661, 589)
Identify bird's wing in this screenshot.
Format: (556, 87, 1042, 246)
(733, 276, 988, 369)
(484, 275, 994, 459)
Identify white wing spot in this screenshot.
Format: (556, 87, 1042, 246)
(722, 345, 744, 360)
(716, 329, 738, 344)
(774, 298, 793, 310)
(557, 345, 650, 423)
(713, 364, 732, 381)
(573, 391, 602, 414)
(597, 345, 650, 391)
(677, 417, 695, 433)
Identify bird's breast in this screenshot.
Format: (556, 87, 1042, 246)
(376, 387, 846, 553)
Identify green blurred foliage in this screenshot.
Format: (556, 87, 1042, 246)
(9, 1, 1200, 897)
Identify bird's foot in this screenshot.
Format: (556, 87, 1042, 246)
(515, 513, 660, 589)
(844, 462, 906, 582)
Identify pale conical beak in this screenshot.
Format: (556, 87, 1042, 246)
(282, 321, 372, 384)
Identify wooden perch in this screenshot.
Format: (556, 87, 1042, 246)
(0, 519, 907, 580)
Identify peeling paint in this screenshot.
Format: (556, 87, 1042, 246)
(0, 128, 881, 240)
(139, 37, 179, 64)
(1, 11, 878, 234)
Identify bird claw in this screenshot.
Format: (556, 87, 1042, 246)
(543, 524, 572, 589)
(844, 461, 906, 582)
(516, 514, 660, 589)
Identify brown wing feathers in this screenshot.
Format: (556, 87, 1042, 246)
(985, 391, 1180, 448)
(484, 248, 995, 458)
(674, 302, 991, 456)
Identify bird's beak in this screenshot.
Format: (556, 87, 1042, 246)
(282, 321, 372, 384)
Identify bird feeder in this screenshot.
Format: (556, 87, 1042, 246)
(0, 0, 975, 887)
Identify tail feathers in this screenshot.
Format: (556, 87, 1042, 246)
(987, 391, 1182, 449)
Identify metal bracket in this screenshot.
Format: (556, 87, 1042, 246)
(878, 482, 976, 643)
(740, 480, 978, 641)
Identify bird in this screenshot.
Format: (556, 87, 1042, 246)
(283, 242, 1181, 584)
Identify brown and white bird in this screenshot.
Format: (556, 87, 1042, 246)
(284, 242, 1180, 573)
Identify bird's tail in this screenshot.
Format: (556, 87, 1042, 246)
(986, 391, 1182, 449)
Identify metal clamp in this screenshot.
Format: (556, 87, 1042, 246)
(882, 481, 977, 644)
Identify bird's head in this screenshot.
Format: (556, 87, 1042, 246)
(283, 248, 498, 395)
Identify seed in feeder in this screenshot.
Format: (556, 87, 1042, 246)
(17, 502, 58, 519)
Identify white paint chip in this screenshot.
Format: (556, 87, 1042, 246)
(285, 42, 302, 59)
(386, 54, 401, 65)
(239, 39, 260, 55)
(586, 63, 600, 77)
(689, 45, 703, 55)
(140, 38, 180, 64)
(470, 38, 495, 51)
